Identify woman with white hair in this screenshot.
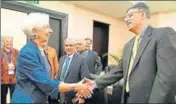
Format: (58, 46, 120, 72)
(11, 13, 92, 103)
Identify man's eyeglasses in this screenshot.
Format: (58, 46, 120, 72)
(125, 11, 144, 19)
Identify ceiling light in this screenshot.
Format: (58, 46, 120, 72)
(129, 1, 147, 4)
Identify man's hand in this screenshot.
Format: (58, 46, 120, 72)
(84, 78, 96, 91)
(74, 79, 93, 99)
(76, 78, 96, 98)
(72, 97, 85, 104)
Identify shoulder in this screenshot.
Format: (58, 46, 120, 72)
(48, 46, 56, 52)
(74, 53, 86, 61)
(89, 50, 97, 56)
(153, 27, 175, 35)
(153, 27, 176, 41)
(125, 37, 135, 47)
(12, 48, 19, 53)
(59, 55, 65, 60)
(19, 42, 38, 58)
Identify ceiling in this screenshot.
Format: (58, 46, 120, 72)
(62, 1, 176, 19)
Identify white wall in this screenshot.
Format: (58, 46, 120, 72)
(1, 8, 27, 50)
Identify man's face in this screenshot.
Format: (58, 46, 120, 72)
(76, 41, 85, 53)
(124, 8, 144, 32)
(64, 40, 76, 55)
(34, 24, 53, 42)
(85, 40, 92, 50)
(3, 37, 12, 49)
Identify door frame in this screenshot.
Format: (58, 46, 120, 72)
(1, 1, 68, 57)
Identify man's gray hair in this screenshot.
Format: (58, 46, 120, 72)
(76, 39, 86, 45)
(64, 38, 77, 45)
(22, 12, 49, 39)
(127, 2, 151, 19)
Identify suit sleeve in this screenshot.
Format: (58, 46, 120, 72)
(94, 53, 103, 75)
(19, 50, 59, 95)
(95, 58, 123, 89)
(149, 28, 176, 103)
(80, 58, 90, 79)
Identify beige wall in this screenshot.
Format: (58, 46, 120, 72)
(37, 1, 176, 64)
(35, 1, 135, 65)
(157, 11, 176, 30)
(16, 1, 133, 65)
(150, 11, 176, 31)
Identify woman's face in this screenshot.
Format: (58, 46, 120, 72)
(33, 24, 53, 42)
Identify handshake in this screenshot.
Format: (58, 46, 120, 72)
(74, 78, 96, 99)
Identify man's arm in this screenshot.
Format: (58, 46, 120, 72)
(76, 62, 123, 98)
(95, 60, 123, 89)
(84, 59, 124, 90)
(80, 58, 90, 79)
(149, 28, 176, 103)
(94, 54, 103, 75)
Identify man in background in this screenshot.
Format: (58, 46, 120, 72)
(42, 40, 59, 79)
(58, 38, 90, 104)
(76, 39, 86, 54)
(84, 38, 102, 78)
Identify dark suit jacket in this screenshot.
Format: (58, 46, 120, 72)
(95, 26, 176, 103)
(82, 50, 102, 78)
(58, 53, 90, 103)
(11, 41, 59, 103)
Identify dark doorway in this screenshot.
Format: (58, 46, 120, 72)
(49, 17, 61, 59)
(93, 21, 109, 70)
(26, 17, 62, 59)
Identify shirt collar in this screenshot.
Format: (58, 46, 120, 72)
(140, 25, 149, 38)
(67, 52, 75, 59)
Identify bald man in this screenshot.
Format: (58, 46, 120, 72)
(57, 38, 90, 104)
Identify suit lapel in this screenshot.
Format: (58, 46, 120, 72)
(58, 56, 66, 79)
(64, 53, 77, 79)
(131, 26, 153, 71)
(124, 39, 135, 77)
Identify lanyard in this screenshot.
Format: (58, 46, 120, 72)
(4, 50, 13, 63)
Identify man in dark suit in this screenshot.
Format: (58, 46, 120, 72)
(81, 2, 176, 103)
(84, 38, 102, 78)
(76, 39, 105, 104)
(58, 38, 90, 104)
(76, 39, 102, 79)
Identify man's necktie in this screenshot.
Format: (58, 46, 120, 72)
(126, 35, 140, 92)
(59, 56, 71, 104)
(60, 56, 71, 81)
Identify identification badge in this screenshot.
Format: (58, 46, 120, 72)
(8, 63, 15, 75)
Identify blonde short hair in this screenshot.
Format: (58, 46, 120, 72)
(22, 13, 49, 39)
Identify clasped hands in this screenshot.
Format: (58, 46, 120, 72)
(74, 78, 95, 99)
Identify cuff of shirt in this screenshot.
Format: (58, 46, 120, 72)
(92, 81, 97, 89)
